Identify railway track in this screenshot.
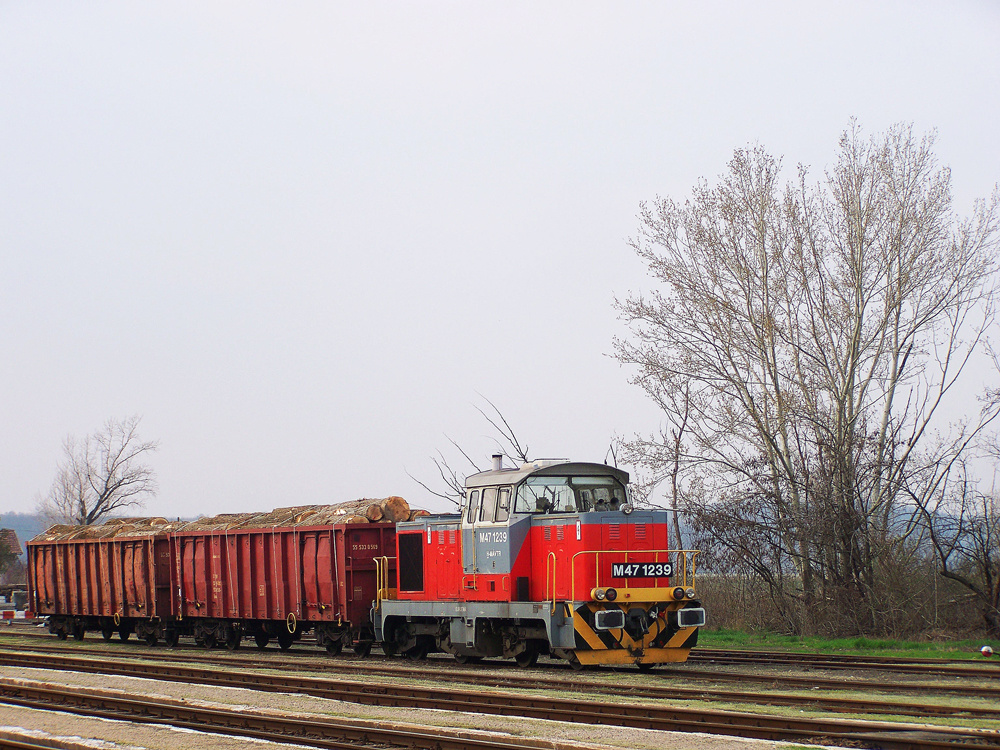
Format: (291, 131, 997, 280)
(691, 647, 1000, 678)
(0, 680, 556, 750)
(7, 636, 1000, 704)
(2, 648, 999, 749)
(2, 642, 999, 721)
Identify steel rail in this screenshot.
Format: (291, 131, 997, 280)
(2, 644, 997, 722)
(9, 624, 997, 676)
(690, 648, 1000, 678)
(657, 664, 1000, 698)
(695, 646, 1000, 667)
(0, 681, 563, 750)
(2, 650, 999, 749)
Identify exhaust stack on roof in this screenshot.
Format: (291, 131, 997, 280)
(492, 453, 503, 471)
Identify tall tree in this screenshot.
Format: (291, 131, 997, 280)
(616, 122, 1000, 633)
(37, 416, 159, 526)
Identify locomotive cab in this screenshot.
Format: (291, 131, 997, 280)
(375, 457, 705, 669)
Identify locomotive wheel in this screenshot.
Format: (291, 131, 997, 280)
(164, 630, 179, 648)
(380, 640, 397, 657)
(567, 657, 586, 671)
(325, 638, 343, 655)
(277, 632, 294, 651)
(515, 649, 539, 668)
(255, 633, 270, 649)
(352, 641, 373, 658)
(636, 662, 657, 672)
(405, 642, 429, 661)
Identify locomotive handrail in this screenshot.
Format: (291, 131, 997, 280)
(374, 555, 397, 608)
(567, 549, 701, 600)
(375, 556, 387, 607)
(546, 552, 557, 614)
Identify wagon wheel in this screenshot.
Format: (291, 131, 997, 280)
(101, 626, 115, 642)
(56, 629, 68, 641)
(164, 629, 179, 648)
(325, 637, 343, 656)
(352, 641, 373, 658)
(118, 625, 132, 642)
(144, 632, 158, 647)
(277, 631, 294, 651)
(202, 632, 217, 649)
(453, 653, 482, 665)
(515, 649, 539, 668)
(72, 624, 85, 641)
(225, 630, 242, 651)
(254, 633, 270, 650)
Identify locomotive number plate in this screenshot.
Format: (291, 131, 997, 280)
(611, 562, 673, 578)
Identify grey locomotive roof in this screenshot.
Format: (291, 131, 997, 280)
(465, 461, 629, 489)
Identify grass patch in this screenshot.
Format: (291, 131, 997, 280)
(698, 628, 998, 660)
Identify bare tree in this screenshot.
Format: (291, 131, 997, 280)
(409, 397, 532, 507)
(616, 122, 1000, 633)
(37, 416, 159, 526)
(913, 448, 1000, 637)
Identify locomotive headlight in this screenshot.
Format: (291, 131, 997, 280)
(605, 588, 618, 601)
(672, 587, 686, 600)
(592, 588, 607, 601)
(685, 587, 696, 599)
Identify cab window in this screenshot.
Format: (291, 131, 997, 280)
(466, 489, 480, 524)
(514, 475, 627, 513)
(495, 487, 511, 522)
(478, 487, 498, 522)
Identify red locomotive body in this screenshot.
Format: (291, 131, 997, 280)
(376, 460, 705, 668)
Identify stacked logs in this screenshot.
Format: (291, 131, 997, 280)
(36, 497, 429, 541)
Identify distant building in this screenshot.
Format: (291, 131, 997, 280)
(0, 529, 22, 557)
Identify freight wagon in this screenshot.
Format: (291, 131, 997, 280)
(27, 509, 396, 652)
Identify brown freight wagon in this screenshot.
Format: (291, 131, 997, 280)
(170, 520, 397, 653)
(26, 522, 173, 643)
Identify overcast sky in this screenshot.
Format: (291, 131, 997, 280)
(2, 2, 999, 519)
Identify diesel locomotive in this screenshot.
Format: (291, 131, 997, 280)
(374, 458, 705, 668)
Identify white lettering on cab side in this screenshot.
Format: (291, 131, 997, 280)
(478, 531, 508, 544)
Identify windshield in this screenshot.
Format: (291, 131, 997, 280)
(514, 476, 627, 513)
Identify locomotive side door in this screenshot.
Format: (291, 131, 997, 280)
(462, 485, 515, 587)
(461, 488, 481, 573)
